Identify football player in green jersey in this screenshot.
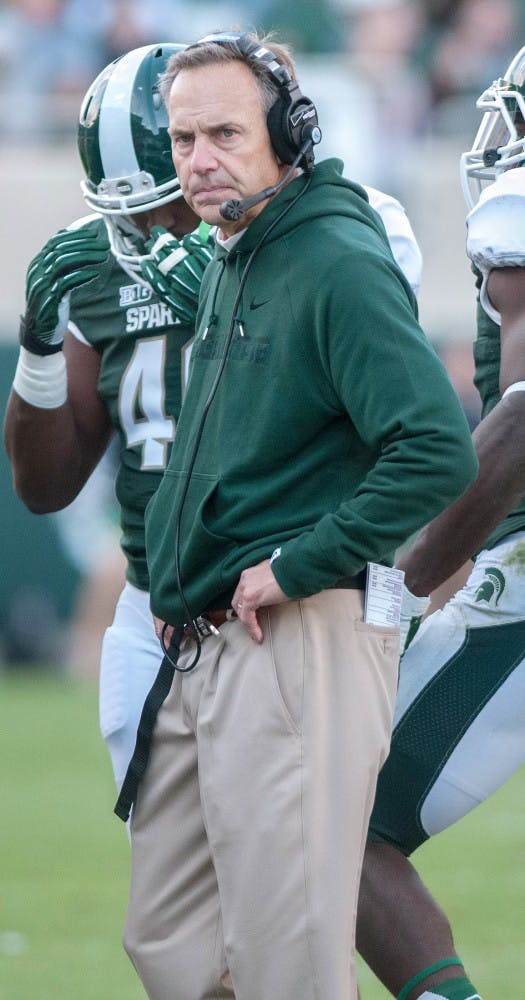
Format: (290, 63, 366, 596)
(356, 45, 525, 1000)
(4, 42, 214, 792)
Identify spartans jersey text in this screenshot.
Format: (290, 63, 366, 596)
(119, 282, 178, 332)
(126, 301, 177, 332)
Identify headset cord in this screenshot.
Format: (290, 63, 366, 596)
(162, 168, 314, 674)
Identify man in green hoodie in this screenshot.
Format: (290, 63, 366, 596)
(118, 32, 478, 1000)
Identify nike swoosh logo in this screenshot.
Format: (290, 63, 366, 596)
(249, 298, 271, 310)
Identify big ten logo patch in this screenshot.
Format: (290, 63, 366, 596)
(120, 283, 176, 332)
(119, 283, 152, 307)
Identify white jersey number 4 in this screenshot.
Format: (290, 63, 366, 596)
(119, 337, 175, 470)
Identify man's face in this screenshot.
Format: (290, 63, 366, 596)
(167, 59, 285, 235)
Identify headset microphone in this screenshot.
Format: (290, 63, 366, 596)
(220, 186, 280, 222)
(220, 126, 322, 222)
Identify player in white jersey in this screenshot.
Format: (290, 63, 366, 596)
(4, 44, 422, 801)
(356, 45, 525, 1000)
(365, 185, 422, 297)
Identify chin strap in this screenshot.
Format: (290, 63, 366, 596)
(114, 627, 184, 822)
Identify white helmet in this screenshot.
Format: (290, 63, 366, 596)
(460, 45, 525, 210)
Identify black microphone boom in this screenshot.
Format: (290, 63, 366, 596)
(220, 185, 279, 221)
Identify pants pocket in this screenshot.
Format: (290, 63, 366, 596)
(266, 604, 305, 736)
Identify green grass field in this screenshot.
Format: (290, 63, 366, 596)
(1, 670, 523, 999)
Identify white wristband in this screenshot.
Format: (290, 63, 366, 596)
(12, 346, 68, 409)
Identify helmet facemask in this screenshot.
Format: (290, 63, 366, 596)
(460, 45, 525, 209)
(80, 171, 183, 285)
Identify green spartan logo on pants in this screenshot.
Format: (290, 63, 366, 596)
(474, 568, 505, 605)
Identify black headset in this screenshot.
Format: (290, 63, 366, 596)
(191, 32, 322, 171)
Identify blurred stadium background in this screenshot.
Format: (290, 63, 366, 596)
(1, 1, 524, 996)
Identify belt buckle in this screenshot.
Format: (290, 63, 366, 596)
(193, 614, 220, 638)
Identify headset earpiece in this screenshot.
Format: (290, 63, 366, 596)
(266, 90, 319, 166)
(266, 96, 295, 163)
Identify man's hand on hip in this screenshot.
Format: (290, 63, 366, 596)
(232, 559, 288, 643)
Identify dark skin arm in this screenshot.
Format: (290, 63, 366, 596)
(357, 277, 525, 1000)
(399, 265, 525, 595)
(3, 332, 113, 513)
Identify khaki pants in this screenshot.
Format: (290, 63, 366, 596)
(124, 589, 398, 999)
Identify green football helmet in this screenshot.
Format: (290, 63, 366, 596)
(461, 45, 525, 209)
(78, 42, 185, 279)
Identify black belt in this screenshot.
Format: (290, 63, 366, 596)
(328, 570, 367, 591)
(203, 572, 367, 630)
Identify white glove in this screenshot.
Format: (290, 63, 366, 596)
(399, 585, 430, 655)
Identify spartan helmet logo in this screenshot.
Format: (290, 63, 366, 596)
(474, 567, 506, 604)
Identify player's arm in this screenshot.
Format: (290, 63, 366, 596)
(4, 331, 113, 513)
(399, 265, 525, 596)
(3, 221, 112, 513)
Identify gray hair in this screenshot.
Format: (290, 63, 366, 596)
(159, 31, 296, 116)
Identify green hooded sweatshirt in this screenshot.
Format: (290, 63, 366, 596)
(145, 159, 478, 624)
